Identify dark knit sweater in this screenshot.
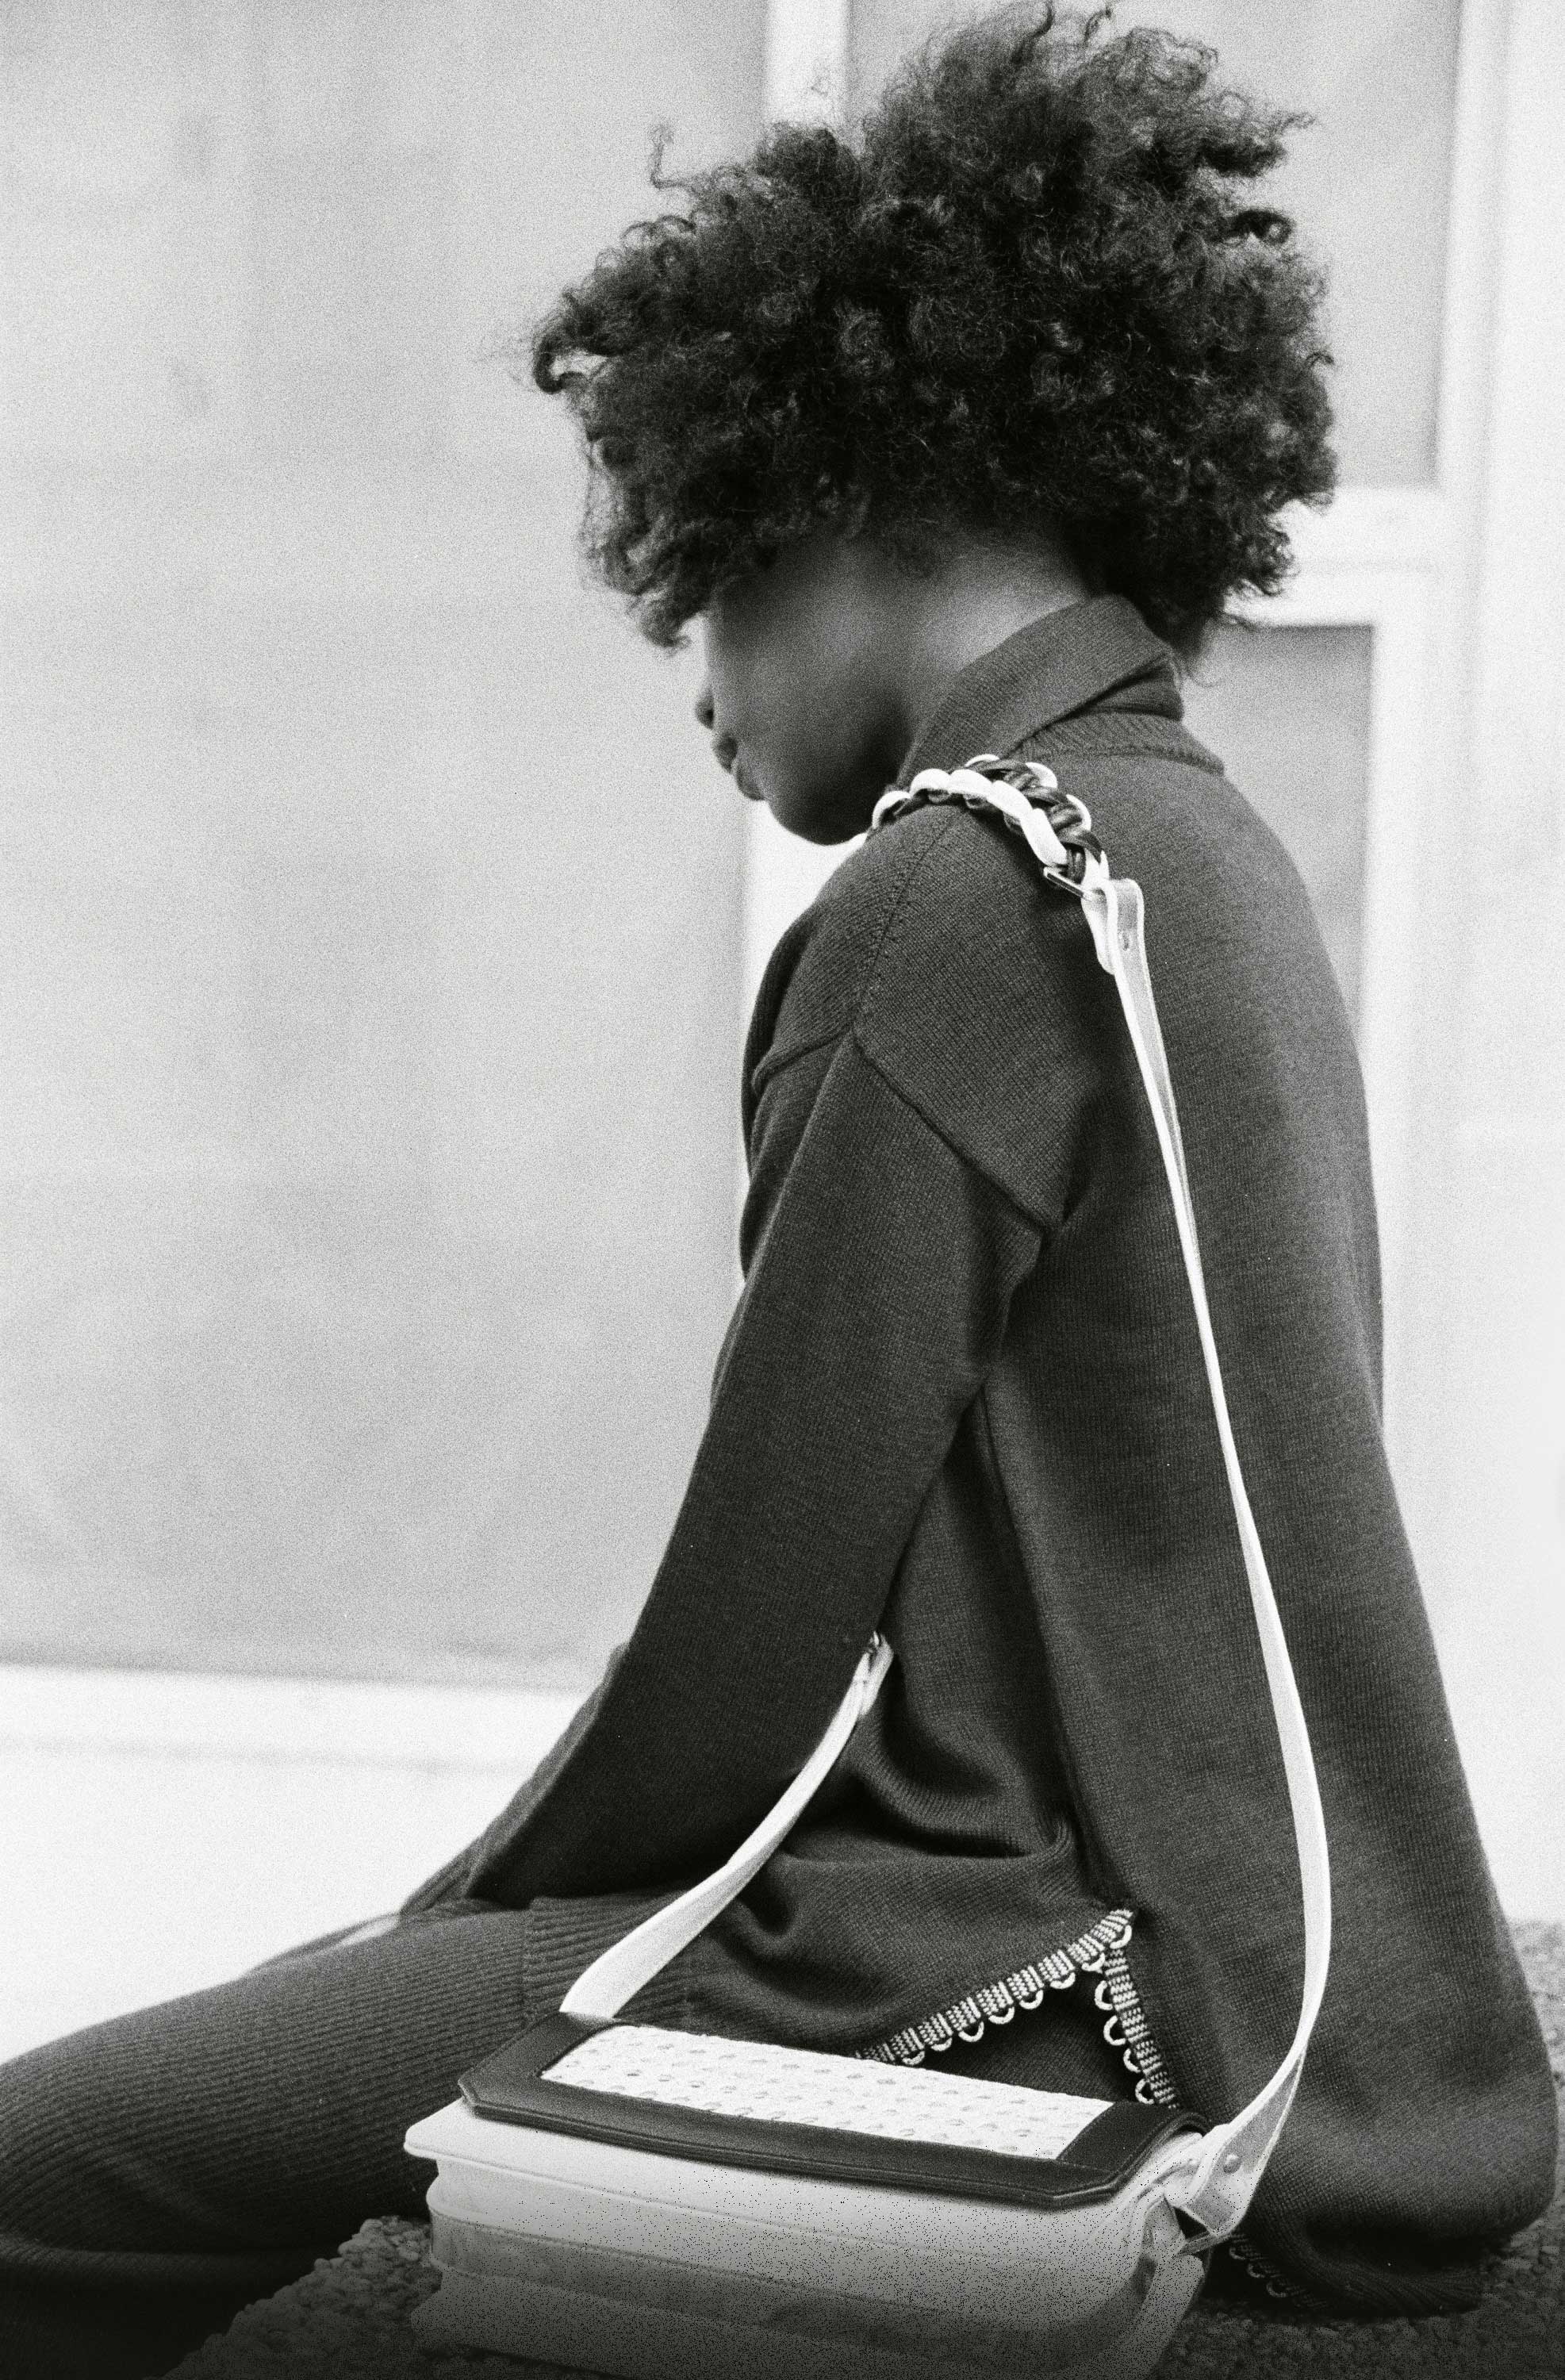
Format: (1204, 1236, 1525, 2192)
(406, 597, 1556, 2314)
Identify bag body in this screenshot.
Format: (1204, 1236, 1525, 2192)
(408, 2033, 1206, 2378)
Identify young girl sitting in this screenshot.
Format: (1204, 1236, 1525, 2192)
(1, 11, 1554, 2374)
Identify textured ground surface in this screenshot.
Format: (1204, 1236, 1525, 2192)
(168, 1925, 1563, 2379)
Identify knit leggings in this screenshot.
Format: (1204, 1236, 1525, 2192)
(0, 1902, 532, 2380)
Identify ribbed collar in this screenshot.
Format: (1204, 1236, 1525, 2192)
(896, 595, 1182, 784)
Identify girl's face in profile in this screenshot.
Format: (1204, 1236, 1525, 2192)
(696, 534, 911, 846)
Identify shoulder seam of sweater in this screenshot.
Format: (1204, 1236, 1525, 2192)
(848, 1027, 1050, 1237)
(855, 800, 974, 1034)
(748, 808, 962, 1092)
(851, 803, 1068, 1230)
(863, 803, 966, 976)
(750, 1022, 844, 1096)
(750, 1012, 1048, 1234)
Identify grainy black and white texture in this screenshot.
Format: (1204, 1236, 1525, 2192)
(2, 2, 1561, 2375)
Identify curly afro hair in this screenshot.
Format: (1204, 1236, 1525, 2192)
(530, 5, 1335, 658)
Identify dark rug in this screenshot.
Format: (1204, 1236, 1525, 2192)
(167, 1924, 1563, 2378)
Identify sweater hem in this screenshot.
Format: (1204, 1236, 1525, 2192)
(857, 1908, 1135, 2065)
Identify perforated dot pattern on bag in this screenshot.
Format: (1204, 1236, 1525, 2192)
(545, 2025, 1111, 2160)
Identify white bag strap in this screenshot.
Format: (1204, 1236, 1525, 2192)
(560, 1637, 894, 2023)
(1074, 854, 1330, 2238)
(563, 757, 1329, 2244)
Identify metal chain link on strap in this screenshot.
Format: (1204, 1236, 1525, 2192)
(871, 752, 1108, 901)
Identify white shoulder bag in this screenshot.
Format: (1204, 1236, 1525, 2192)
(406, 758, 1332, 2380)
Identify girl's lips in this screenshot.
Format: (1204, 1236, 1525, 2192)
(712, 739, 761, 800)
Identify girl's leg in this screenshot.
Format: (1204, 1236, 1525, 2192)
(0, 1900, 529, 2379)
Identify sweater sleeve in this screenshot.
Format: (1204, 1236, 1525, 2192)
(440, 1027, 1041, 1911)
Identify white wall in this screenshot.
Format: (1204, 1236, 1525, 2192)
(0, 0, 761, 1691)
(0, 1666, 580, 2059)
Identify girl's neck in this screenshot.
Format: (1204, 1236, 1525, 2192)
(856, 535, 1093, 767)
